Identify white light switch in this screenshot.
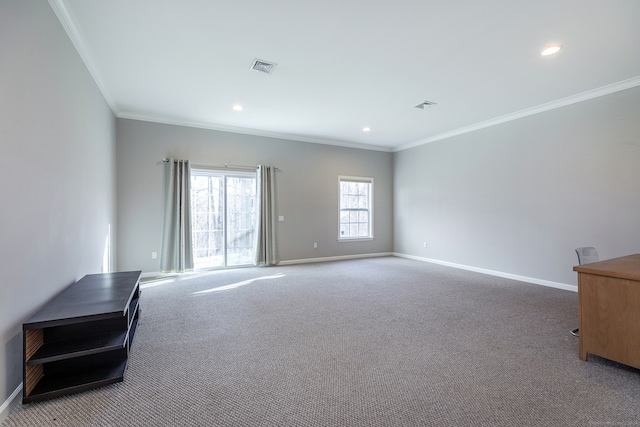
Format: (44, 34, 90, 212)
(279, 216, 284, 222)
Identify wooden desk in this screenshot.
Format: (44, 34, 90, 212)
(574, 254, 640, 369)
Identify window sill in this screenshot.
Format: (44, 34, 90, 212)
(337, 237, 374, 243)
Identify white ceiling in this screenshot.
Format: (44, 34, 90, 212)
(51, 0, 640, 152)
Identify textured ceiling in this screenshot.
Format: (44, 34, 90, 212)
(52, 0, 640, 151)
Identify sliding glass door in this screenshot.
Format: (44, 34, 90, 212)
(191, 170, 257, 268)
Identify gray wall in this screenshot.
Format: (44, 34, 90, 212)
(0, 1, 116, 414)
(394, 85, 640, 287)
(3, 1, 636, 417)
(116, 119, 393, 273)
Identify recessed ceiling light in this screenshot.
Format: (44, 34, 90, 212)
(541, 45, 562, 56)
(232, 105, 243, 111)
(362, 127, 371, 133)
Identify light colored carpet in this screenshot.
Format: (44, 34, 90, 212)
(3, 257, 640, 426)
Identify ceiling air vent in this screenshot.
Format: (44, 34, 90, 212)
(415, 100, 437, 109)
(250, 59, 277, 74)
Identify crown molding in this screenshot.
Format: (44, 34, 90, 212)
(48, 0, 119, 114)
(117, 112, 394, 152)
(394, 76, 640, 152)
(48, 0, 387, 152)
(47, 0, 640, 154)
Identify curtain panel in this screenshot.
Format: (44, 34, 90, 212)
(254, 165, 278, 265)
(160, 159, 194, 273)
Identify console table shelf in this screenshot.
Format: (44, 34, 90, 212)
(26, 359, 128, 402)
(23, 271, 141, 403)
(26, 330, 128, 365)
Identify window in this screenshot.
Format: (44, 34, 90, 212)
(338, 176, 373, 241)
(191, 169, 257, 268)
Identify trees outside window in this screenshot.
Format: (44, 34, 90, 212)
(191, 170, 256, 268)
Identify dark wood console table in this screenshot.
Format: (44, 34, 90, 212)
(574, 254, 640, 369)
(22, 271, 141, 403)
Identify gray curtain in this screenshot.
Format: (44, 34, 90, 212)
(160, 159, 194, 273)
(254, 165, 278, 265)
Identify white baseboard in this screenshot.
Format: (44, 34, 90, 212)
(393, 252, 577, 292)
(140, 271, 164, 278)
(278, 252, 393, 266)
(0, 383, 22, 423)
(141, 253, 574, 294)
(140, 253, 394, 277)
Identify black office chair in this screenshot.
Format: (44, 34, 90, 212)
(571, 247, 599, 337)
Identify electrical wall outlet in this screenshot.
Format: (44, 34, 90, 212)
(152, 252, 158, 259)
(423, 242, 427, 248)
(314, 242, 318, 249)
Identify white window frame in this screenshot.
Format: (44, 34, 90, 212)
(338, 175, 374, 242)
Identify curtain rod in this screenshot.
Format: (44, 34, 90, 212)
(162, 159, 280, 171)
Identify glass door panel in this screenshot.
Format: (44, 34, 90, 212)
(191, 171, 256, 269)
(191, 174, 225, 269)
(226, 176, 257, 266)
